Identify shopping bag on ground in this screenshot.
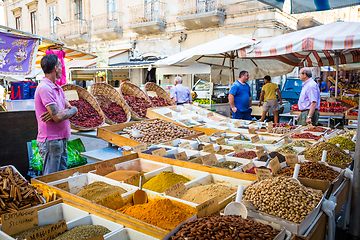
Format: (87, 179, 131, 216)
(30, 140, 43, 171)
(67, 138, 87, 169)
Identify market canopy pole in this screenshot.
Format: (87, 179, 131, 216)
(349, 104, 360, 237)
(335, 51, 340, 98)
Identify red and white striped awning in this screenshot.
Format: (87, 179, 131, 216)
(246, 21, 360, 67)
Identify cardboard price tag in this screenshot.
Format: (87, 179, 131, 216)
(191, 116, 199, 121)
(152, 148, 167, 157)
(54, 182, 70, 192)
(96, 191, 125, 210)
(233, 144, 245, 154)
(25, 220, 67, 240)
(175, 152, 188, 161)
(162, 140, 174, 146)
(286, 155, 298, 166)
(255, 168, 272, 182)
(284, 137, 289, 144)
(222, 118, 231, 123)
(133, 143, 147, 153)
(178, 142, 193, 149)
(269, 157, 281, 174)
(196, 196, 219, 218)
(213, 131, 222, 137)
(219, 123, 228, 127)
(170, 106, 177, 111)
(181, 109, 189, 115)
(207, 112, 214, 117)
(251, 135, 260, 143)
(95, 162, 116, 176)
(242, 162, 254, 172)
(233, 121, 242, 128)
(256, 150, 266, 159)
(2, 208, 39, 236)
(203, 144, 215, 153)
(84, 235, 105, 240)
(123, 173, 143, 186)
(164, 181, 187, 198)
(256, 146, 265, 152)
(164, 112, 173, 118)
(248, 128, 256, 134)
(215, 137, 226, 145)
(198, 135, 210, 143)
(201, 153, 218, 166)
(307, 124, 313, 129)
(64, 90, 79, 101)
(179, 119, 189, 124)
(184, 104, 192, 109)
(267, 123, 273, 131)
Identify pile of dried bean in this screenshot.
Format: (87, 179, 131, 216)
(277, 161, 339, 182)
(243, 177, 323, 223)
(69, 99, 103, 128)
(291, 133, 321, 141)
(233, 151, 257, 159)
(125, 119, 198, 145)
(301, 142, 353, 165)
(170, 215, 280, 240)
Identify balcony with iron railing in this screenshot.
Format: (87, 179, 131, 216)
(57, 19, 90, 45)
(92, 12, 122, 40)
(129, 0, 166, 35)
(177, 0, 226, 29)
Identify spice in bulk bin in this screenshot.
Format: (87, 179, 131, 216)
(69, 99, 103, 128)
(54, 225, 111, 240)
(273, 122, 298, 130)
(255, 140, 275, 144)
(259, 152, 286, 163)
(142, 171, 191, 193)
(140, 147, 171, 154)
(340, 130, 357, 140)
(291, 133, 321, 141)
(288, 140, 312, 148)
(214, 148, 234, 155)
(304, 126, 328, 132)
(94, 95, 127, 123)
(213, 161, 241, 170)
(269, 127, 291, 134)
(12, 225, 52, 240)
(243, 177, 323, 223)
(117, 198, 196, 231)
(149, 96, 171, 107)
(227, 143, 256, 149)
(125, 119, 198, 145)
(245, 166, 272, 175)
(301, 142, 353, 165)
(275, 145, 298, 154)
(277, 162, 339, 182)
(180, 184, 236, 204)
(328, 136, 356, 151)
(170, 215, 280, 240)
(0, 166, 43, 214)
(123, 94, 152, 118)
(233, 151, 257, 159)
(76, 181, 127, 202)
(104, 170, 141, 181)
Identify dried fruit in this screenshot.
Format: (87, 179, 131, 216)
(123, 94, 152, 118)
(149, 96, 171, 107)
(69, 99, 103, 128)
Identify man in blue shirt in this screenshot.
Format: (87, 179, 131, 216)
(319, 79, 328, 92)
(170, 76, 192, 105)
(229, 71, 252, 120)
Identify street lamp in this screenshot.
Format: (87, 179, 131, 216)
(54, 16, 64, 24)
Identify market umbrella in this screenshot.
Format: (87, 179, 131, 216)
(244, 21, 360, 97)
(154, 34, 295, 81)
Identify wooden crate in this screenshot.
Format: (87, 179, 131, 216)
(291, 110, 344, 117)
(97, 118, 204, 147)
(344, 107, 358, 120)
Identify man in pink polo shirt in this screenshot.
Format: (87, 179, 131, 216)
(35, 54, 78, 175)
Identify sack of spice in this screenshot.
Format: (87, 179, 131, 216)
(327, 136, 356, 151)
(300, 142, 353, 165)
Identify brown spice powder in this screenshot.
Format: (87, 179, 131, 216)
(180, 183, 236, 204)
(76, 181, 127, 202)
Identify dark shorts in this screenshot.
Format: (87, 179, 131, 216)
(232, 108, 252, 120)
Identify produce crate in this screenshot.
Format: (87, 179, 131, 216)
(345, 107, 358, 120)
(97, 118, 205, 147)
(290, 110, 344, 117)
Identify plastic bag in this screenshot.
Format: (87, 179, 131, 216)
(67, 138, 87, 169)
(30, 138, 87, 171)
(30, 140, 43, 171)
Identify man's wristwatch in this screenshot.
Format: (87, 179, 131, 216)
(307, 115, 312, 119)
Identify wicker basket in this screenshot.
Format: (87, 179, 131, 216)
(145, 82, 174, 107)
(89, 83, 131, 125)
(119, 82, 152, 121)
(61, 84, 105, 131)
